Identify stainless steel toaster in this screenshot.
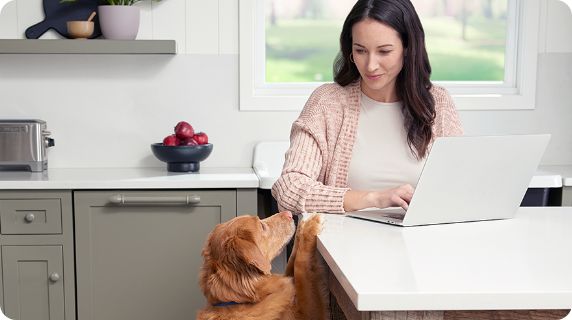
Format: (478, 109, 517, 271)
(0, 119, 55, 172)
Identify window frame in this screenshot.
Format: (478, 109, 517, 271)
(239, 0, 540, 111)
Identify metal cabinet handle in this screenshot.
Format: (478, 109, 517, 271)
(49, 272, 60, 283)
(108, 194, 201, 206)
(24, 213, 35, 223)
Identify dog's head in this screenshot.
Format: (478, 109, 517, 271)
(199, 211, 295, 304)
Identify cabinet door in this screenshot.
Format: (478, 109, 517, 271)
(2, 246, 65, 320)
(74, 190, 236, 320)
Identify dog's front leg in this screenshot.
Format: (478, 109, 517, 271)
(292, 213, 329, 320)
(284, 216, 302, 277)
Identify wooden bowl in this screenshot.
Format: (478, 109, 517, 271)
(67, 21, 94, 39)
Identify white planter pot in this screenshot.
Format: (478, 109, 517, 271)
(98, 5, 140, 40)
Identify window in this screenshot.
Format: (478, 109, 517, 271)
(239, 0, 540, 111)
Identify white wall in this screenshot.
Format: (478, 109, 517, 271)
(0, 0, 571, 169)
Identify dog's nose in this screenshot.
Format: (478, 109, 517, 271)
(281, 211, 293, 220)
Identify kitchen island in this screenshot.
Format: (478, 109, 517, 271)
(318, 207, 572, 320)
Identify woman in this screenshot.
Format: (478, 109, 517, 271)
(272, 0, 463, 214)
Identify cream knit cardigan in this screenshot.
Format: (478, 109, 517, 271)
(271, 81, 463, 214)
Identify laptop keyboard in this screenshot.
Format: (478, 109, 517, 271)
(386, 213, 406, 220)
(379, 208, 406, 220)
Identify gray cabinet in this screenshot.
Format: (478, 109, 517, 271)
(74, 190, 250, 320)
(0, 191, 76, 320)
(0, 188, 257, 320)
(564, 187, 572, 206)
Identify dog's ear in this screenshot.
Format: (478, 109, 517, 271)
(225, 228, 271, 275)
(234, 237, 272, 275)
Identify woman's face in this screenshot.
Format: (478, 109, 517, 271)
(351, 18, 404, 102)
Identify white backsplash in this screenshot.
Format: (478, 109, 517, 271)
(0, 0, 570, 168)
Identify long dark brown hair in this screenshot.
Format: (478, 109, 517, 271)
(334, 0, 435, 159)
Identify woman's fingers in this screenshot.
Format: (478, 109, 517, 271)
(395, 184, 414, 209)
(363, 184, 416, 210)
(391, 194, 409, 210)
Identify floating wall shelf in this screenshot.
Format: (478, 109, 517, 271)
(0, 39, 176, 54)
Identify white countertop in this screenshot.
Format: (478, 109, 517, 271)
(529, 170, 563, 188)
(317, 207, 572, 311)
(0, 165, 569, 190)
(0, 167, 259, 189)
(540, 165, 572, 187)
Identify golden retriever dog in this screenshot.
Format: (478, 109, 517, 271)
(197, 211, 329, 320)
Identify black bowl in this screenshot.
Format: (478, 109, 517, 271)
(151, 143, 213, 172)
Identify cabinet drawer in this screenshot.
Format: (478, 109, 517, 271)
(0, 199, 62, 234)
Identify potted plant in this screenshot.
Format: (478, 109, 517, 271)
(98, 0, 145, 40)
(62, 0, 161, 40)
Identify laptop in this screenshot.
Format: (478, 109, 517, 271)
(347, 134, 550, 227)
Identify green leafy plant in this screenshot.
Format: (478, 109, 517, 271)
(60, 0, 160, 5)
(102, 0, 148, 4)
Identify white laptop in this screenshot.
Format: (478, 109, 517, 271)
(347, 134, 550, 227)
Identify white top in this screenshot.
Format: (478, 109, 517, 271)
(347, 94, 425, 190)
(317, 207, 572, 311)
(0, 167, 259, 189)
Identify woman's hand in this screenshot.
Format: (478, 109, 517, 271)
(343, 184, 415, 212)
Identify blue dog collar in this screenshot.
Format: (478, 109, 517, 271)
(213, 301, 241, 307)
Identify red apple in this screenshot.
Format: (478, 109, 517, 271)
(194, 132, 209, 145)
(180, 137, 198, 146)
(174, 121, 195, 139)
(162, 134, 179, 146)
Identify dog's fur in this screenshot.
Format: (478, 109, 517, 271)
(197, 212, 329, 320)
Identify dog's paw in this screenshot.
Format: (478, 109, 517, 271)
(300, 212, 324, 236)
(297, 213, 324, 244)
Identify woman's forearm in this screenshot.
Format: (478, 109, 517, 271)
(343, 190, 373, 212)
